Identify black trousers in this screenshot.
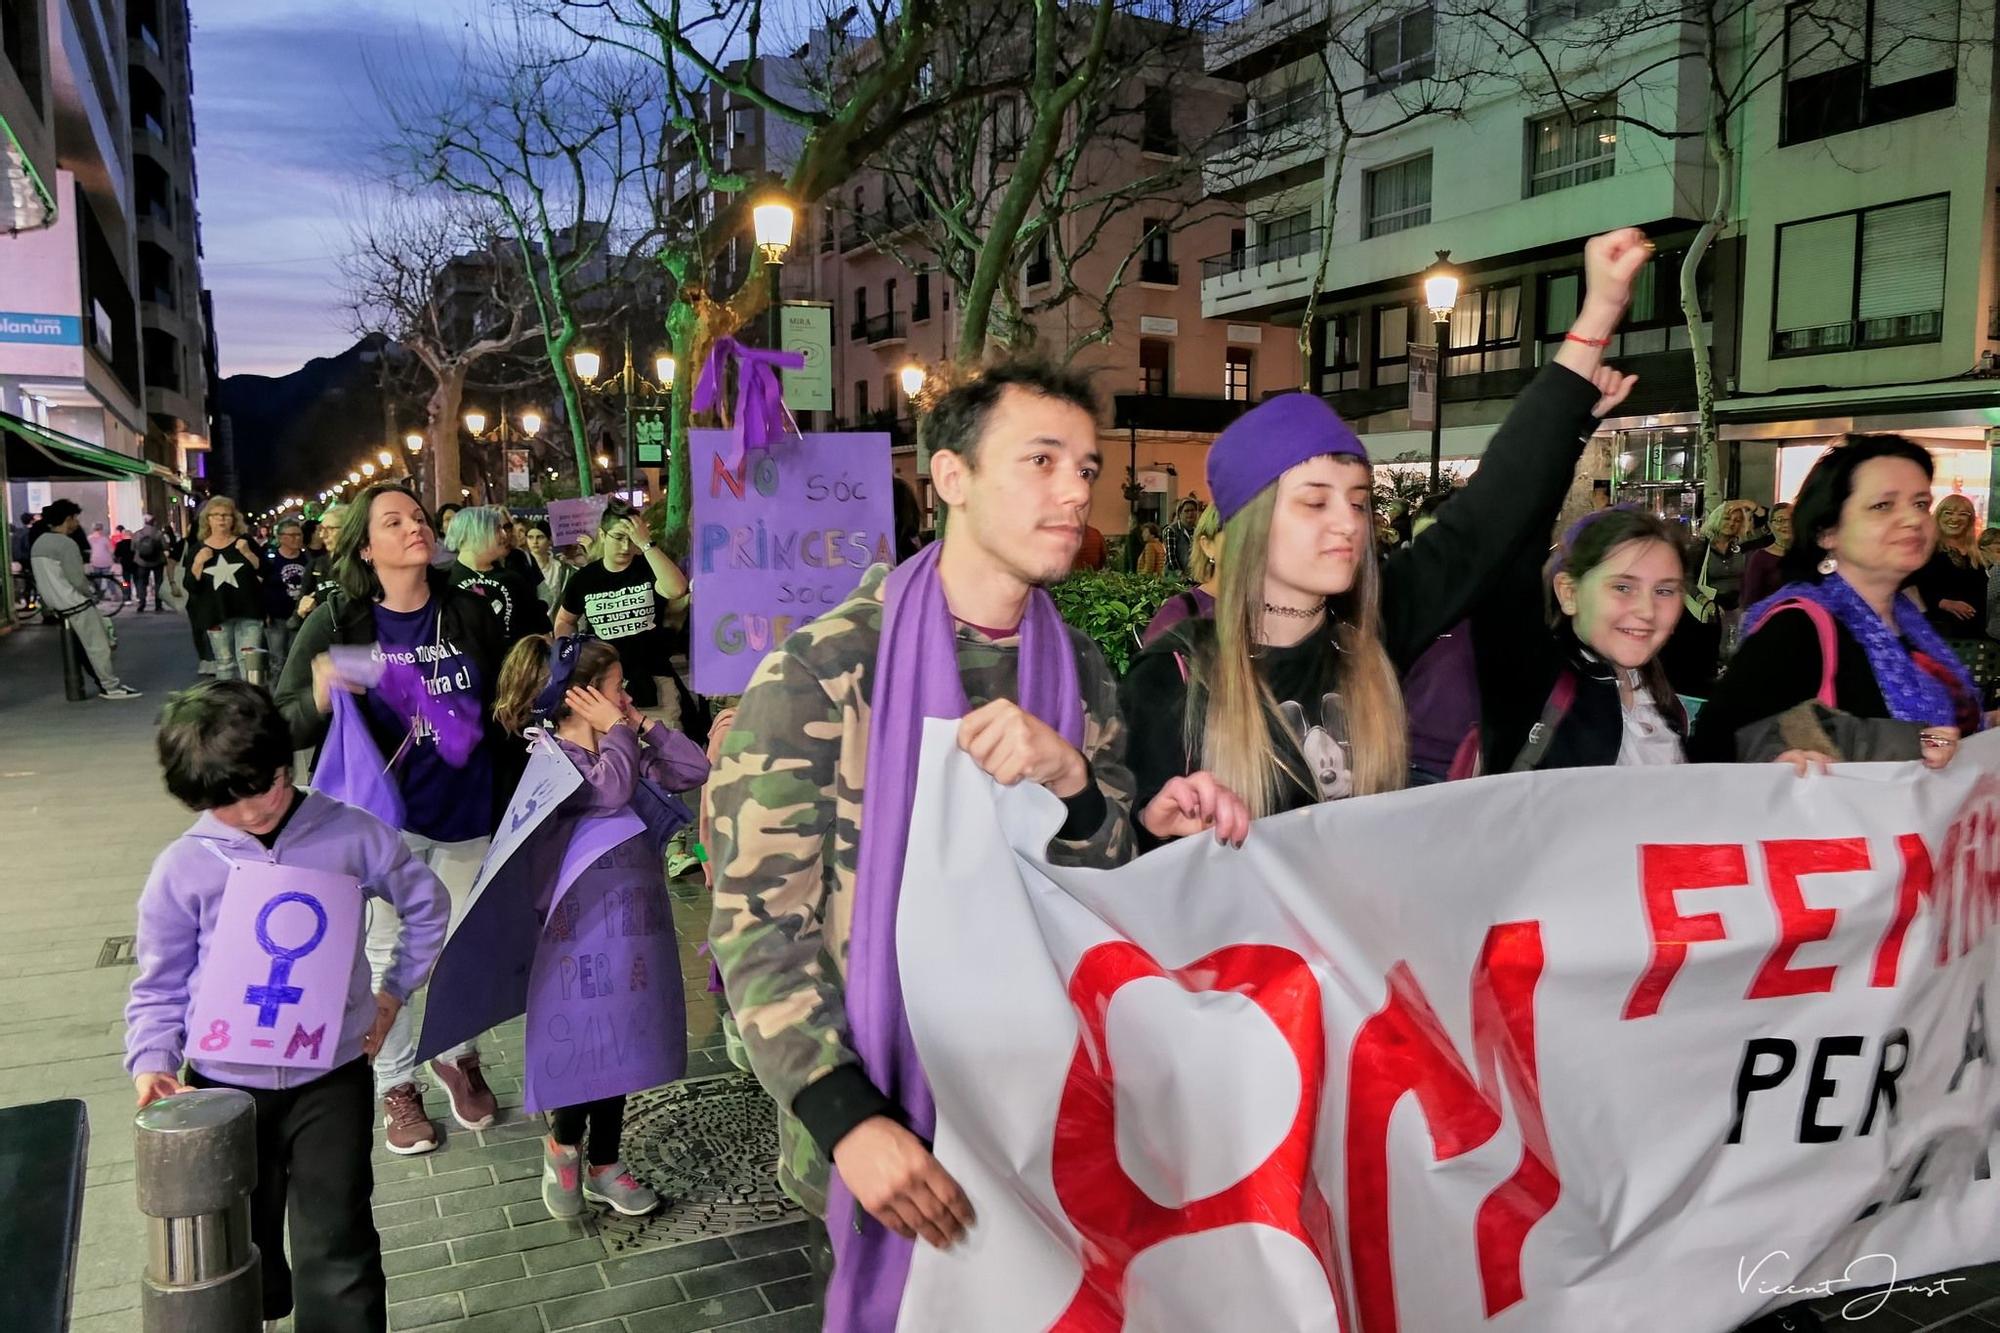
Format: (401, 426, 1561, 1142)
(548, 1095, 627, 1166)
(190, 1058, 387, 1332)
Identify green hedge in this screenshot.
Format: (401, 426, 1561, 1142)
(1049, 569, 1188, 675)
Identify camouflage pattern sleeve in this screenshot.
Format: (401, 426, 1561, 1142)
(1049, 630, 1139, 869)
(705, 645, 856, 1119)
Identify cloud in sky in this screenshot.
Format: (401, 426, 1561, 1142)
(191, 1, 478, 377)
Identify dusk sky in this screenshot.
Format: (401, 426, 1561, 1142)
(190, 1, 475, 380)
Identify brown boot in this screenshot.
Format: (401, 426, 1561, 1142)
(429, 1054, 498, 1130)
(381, 1082, 438, 1156)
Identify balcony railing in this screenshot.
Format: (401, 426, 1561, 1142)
(845, 196, 932, 250)
(1199, 226, 1322, 281)
(856, 311, 907, 344)
(1210, 90, 1324, 153)
(1139, 257, 1180, 286)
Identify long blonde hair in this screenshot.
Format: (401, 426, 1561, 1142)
(1183, 485, 1408, 817)
(1935, 495, 1989, 568)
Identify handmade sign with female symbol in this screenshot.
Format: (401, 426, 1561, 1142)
(186, 860, 365, 1069)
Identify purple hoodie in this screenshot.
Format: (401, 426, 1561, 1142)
(536, 721, 709, 914)
(124, 789, 450, 1090)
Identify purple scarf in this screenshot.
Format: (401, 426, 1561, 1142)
(825, 541, 1084, 1332)
(1745, 573, 1980, 729)
(312, 689, 406, 827)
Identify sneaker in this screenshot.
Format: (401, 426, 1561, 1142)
(100, 685, 143, 700)
(429, 1054, 498, 1130)
(583, 1162, 660, 1216)
(380, 1083, 438, 1155)
(542, 1137, 583, 1220)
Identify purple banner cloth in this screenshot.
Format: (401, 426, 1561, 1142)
(691, 336, 805, 470)
(185, 860, 365, 1070)
(825, 540, 1084, 1333)
(417, 737, 694, 1113)
(689, 428, 894, 695)
(311, 689, 405, 829)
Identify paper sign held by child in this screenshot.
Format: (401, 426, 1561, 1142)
(186, 860, 365, 1070)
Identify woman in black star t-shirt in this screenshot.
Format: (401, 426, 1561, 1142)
(187, 494, 266, 683)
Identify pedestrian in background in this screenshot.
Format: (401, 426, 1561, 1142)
(263, 517, 313, 680)
(126, 679, 448, 1333)
(445, 505, 550, 644)
(30, 499, 141, 699)
(1133, 521, 1167, 575)
(132, 515, 168, 611)
(555, 507, 694, 733)
(1162, 496, 1201, 576)
(521, 520, 570, 613)
(87, 521, 115, 574)
(1914, 493, 1989, 639)
(187, 495, 267, 683)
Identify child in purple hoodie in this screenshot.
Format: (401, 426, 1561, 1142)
(492, 633, 709, 1221)
(125, 680, 449, 1333)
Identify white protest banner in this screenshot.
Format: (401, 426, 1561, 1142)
(898, 722, 2000, 1332)
(548, 495, 609, 548)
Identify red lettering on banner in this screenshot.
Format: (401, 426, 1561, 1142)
(1624, 845, 1748, 1019)
(710, 453, 747, 500)
(1872, 834, 1937, 988)
(1046, 941, 1341, 1332)
(1345, 922, 1554, 1333)
(1747, 838, 1871, 999)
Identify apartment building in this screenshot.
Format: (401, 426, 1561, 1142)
(0, 0, 208, 548)
(1201, 0, 1999, 517)
(673, 19, 1302, 538)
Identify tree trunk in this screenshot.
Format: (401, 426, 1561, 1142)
(1681, 119, 1735, 512)
(426, 365, 469, 510)
(543, 315, 592, 499)
(663, 293, 702, 545)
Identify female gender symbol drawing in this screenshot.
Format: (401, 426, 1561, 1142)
(244, 891, 329, 1027)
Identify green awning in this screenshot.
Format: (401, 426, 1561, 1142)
(0, 410, 187, 490)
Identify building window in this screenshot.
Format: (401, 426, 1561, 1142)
(1527, 98, 1617, 197)
(883, 373, 898, 416)
(1258, 209, 1315, 266)
(1526, 0, 1615, 34)
(1782, 0, 1958, 146)
(1374, 303, 1413, 385)
(1365, 5, 1435, 91)
(1224, 348, 1254, 401)
(1142, 87, 1177, 155)
(1320, 312, 1361, 392)
(885, 277, 898, 313)
(729, 106, 759, 148)
(1140, 219, 1178, 285)
(995, 97, 1022, 161)
(1140, 338, 1171, 396)
(1025, 234, 1052, 288)
(914, 272, 932, 322)
(850, 286, 869, 340)
(1774, 194, 1949, 355)
(855, 379, 870, 419)
(1540, 249, 1711, 358)
(1446, 284, 1522, 375)
(1365, 155, 1431, 238)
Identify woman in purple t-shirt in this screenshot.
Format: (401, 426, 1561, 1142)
(1141, 503, 1222, 647)
(275, 483, 508, 1157)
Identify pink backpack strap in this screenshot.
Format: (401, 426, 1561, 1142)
(1173, 651, 1188, 682)
(1763, 599, 1839, 707)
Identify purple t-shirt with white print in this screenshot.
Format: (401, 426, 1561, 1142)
(359, 600, 492, 843)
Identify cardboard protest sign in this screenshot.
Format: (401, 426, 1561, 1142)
(187, 861, 365, 1070)
(548, 495, 610, 548)
(418, 734, 693, 1112)
(689, 428, 893, 694)
(898, 723, 2000, 1333)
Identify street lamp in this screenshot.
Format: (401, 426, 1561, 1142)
(463, 403, 538, 503)
(376, 450, 393, 468)
(1422, 249, 1460, 489)
(900, 363, 927, 399)
(753, 197, 796, 351)
(347, 471, 360, 485)
(577, 332, 675, 499)
(463, 410, 487, 437)
(405, 432, 424, 454)
(520, 410, 543, 438)
(361, 462, 377, 478)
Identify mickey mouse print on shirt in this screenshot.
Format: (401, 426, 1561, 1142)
(1277, 692, 1355, 801)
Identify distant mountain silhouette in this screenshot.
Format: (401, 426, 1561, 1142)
(217, 335, 394, 509)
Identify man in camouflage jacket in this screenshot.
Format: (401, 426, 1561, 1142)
(708, 362, 1243, 1241)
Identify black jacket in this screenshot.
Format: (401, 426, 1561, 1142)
(1687, 604, 1891, 762)
(275, 569, 519, 827)
(1121, 361, 1603, 819)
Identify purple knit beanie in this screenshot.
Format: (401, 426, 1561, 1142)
(1207, 392, 1370, 523)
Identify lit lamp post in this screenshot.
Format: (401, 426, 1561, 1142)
(573, 336, 675, 500)
(464, 403, 539, 502)
(752, 198, 796, 351)
(1423, 250, 1460, 489)
(900, 361, 931, 473)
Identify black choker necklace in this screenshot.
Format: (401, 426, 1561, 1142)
(1263, 601, 1325, 620)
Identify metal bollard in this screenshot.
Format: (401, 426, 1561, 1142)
(134, 1090, 262, 1333)
(58, 617, 84, 701)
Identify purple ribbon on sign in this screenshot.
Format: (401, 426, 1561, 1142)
(691, 336, 805, 470)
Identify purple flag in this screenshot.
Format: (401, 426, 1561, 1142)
(311, 689, 405, 828)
